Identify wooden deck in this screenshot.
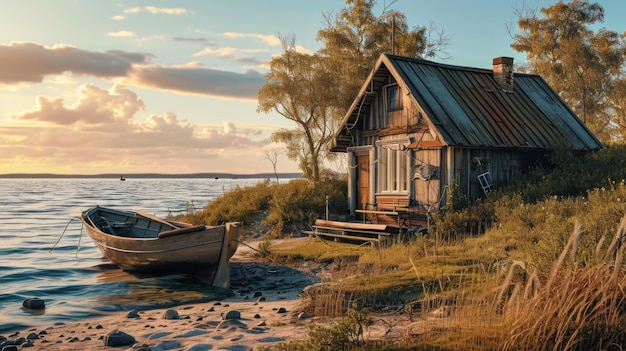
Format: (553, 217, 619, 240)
(303, 219, 399, 247)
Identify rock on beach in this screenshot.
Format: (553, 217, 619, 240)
(104, 330, 135, 347)
(22, 298, 45, 310)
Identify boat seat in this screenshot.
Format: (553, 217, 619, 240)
(158, 225, 206, 238)
(100, 216, 132, 236)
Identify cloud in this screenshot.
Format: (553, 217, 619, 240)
(108, 31, 136, 37)
(123, 6, 141, 14)
(13, 84, 145, 126)
(144, 6, 187, 15)
(127, 66, 265, 99)
(0, 42, 150, 84)
(192, 47, 238, 58)
(192, 47, 270, 69)
(9, 83, 265, 148)
(222, 32, 282, 47)
(1, 83, 271, 173)
(122, 6, 186, 15)
(0, 41, 266, 99)
(173, 37, 215, 45)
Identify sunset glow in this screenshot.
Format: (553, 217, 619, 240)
(0, 0, 623, 175)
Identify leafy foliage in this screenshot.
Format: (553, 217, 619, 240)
(511, 0, 626, 141)
(184, 179, 275, 226)
(257, 0, 448, 180)
(257, 36, 340, 182)
(182, 177, 347, 237)
(317, 0, 449, 110)
(262, 303, 373, 351)
(264, 177, 348, 237)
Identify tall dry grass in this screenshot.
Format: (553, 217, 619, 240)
(395, 216, 626, 351)
(494, 216, 626, 350)
(269, 194, 626, 350)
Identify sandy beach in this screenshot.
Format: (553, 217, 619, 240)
(1, 238, 416, 350)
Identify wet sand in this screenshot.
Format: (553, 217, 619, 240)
(2, 238, 421, 350)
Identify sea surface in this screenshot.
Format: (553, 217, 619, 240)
(0, 177, 269, 333)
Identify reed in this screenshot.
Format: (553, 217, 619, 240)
(497, 215, 626, 350)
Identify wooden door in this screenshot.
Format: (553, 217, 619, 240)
(356, 153, 370, 210)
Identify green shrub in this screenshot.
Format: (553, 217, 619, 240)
(183, 179, 275, 226)
(263, 177, 348, 237)
(431, 145, 626, 247)
(264, 303, 372, 351)
(180, 177, 348, 237)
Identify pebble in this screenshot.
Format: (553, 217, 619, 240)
(22, 298, 45, 310)
(223, 310, 241, 320)
(127, 310, 141, 319)
(216, 319, 247, 330)
(163, 309, 179, 320)
(104, 330, 135, 347)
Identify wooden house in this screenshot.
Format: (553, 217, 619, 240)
(331, 54, 603, 226)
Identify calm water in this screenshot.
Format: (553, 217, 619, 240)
(0, 177, 267, 332)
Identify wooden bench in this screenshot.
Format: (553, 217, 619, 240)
(304, 219, 397, 246)
(392, 207, 428, 228)
(358, 204, 427, 229)
(355, 209, 399, 225)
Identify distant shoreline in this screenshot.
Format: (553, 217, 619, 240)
(0, 172, 303, 179)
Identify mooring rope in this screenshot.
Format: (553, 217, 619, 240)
(49, 217, 82, 257)
(234, 239, 268, 257)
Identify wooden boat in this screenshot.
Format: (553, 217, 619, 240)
(80, 206, 241, 288)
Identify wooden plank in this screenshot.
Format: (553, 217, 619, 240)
(312, 226, 391, 236)
(355, 210, 399, 216)
(303, 231, 380, 243)
(314, 219, 389, 232)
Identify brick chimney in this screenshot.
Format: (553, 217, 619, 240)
(493, 57, 514, 91)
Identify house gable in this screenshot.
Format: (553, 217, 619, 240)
(333, 54, 603, 153)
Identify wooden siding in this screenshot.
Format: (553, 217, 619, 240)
(413, 148, 441, 212)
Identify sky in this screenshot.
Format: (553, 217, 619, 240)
(0, 1, 624, 175)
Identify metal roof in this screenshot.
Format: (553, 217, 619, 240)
(332, 54, 603, 152)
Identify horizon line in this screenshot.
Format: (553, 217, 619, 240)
(0, 172, 303, 179)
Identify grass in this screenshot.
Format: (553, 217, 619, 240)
(182, 146, 626, 350)
(265, 189, 626, 350)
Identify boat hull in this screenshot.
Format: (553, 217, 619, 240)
(80, 206, 241, 286)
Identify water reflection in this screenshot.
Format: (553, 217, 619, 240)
(93, 263, 232, 311)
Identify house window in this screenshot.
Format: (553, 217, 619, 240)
(387, 85, 402, 110)
(377, 143, 409, 193)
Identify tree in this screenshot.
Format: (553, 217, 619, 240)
(511, 0, 626, 142)
(264, 148, 281, 185)
(258, 0, 448, 181)
(257, 35, 339, 182)
(317, 0, 448, 111)
(611, 78, 626, 142)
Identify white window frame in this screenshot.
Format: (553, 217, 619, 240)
(385, 83, 402, 111)
(376, 140, 411, 194)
